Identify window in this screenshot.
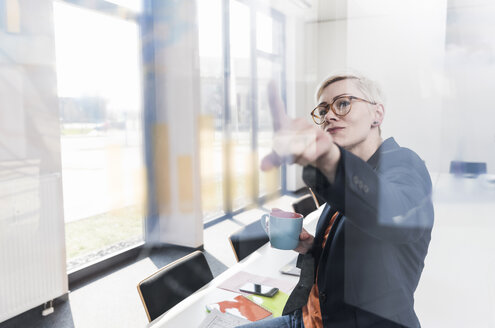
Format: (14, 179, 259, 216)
(197, 0, 286, 221)
(53, 1, 145, 271)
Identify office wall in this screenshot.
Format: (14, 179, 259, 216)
(314, 20, 348, 88)
(314, 0, 448, 173)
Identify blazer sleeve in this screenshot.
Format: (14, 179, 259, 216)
(303, 146, 434, 244)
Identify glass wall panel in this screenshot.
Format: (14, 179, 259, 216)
(53, 2, 144, 271)
(256, 11, 273, 54)
(327, 1, 495, 325)
(197, 0, 285, 219)
(229, 0, 254, 210)
(257, 57, 282, 197)
(257, 13, 284, 197)
(198, 0, 225, 220)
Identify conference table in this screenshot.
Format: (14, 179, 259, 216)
(148, 207, 322, 327)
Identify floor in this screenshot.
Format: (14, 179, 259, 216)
(0, 194, 299, 328)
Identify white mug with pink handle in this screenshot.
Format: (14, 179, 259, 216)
(261, 208, 303, 250)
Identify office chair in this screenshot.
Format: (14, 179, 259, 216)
(292, 188, 321, 218)
(137, 250, 214, 322)
(229, 220, 269, 262)
(449, 161, 487, 178)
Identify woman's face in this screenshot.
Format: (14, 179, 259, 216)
(318, 79, 383, 153)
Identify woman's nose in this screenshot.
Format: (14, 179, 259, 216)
(324, 109, 338, 123)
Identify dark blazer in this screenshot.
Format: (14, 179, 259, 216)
(283, 138, 434, 328)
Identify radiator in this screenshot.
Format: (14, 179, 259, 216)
(0, 167, 68, 323)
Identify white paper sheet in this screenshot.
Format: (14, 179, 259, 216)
(198, 309, 250, 328)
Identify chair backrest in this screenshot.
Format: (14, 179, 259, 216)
(229, 220, 269, 262)
(450, 161, 487, 177)
(292, 193, 318, 218)
(137, 250, 213, 322)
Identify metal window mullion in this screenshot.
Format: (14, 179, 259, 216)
(141, 1, 158, 243)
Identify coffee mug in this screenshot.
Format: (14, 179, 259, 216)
(261, 208, 303, 250)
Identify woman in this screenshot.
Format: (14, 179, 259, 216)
(240, 73, 434, 328)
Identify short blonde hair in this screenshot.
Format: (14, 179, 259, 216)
(316, 72, 385, 134)
(315, 72, 385, 106)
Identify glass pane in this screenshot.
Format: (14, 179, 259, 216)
(257, 57, 282, 196)
(272, 16, 284, 56)
(256, 12, 273, 53)
(443, 3, 495, 184)
(198, 0, 225, 220)
(53, 2, 144, 271)
(230, 0, 254, 210)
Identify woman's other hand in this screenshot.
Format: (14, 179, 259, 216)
(294, 228, 314, 254)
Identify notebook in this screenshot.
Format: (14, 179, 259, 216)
(246, 290, 290, 317)
(206, 295, 272, 322)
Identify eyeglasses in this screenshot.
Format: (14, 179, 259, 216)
(310, 94, 376, 125)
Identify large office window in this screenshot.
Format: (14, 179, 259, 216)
(53, 0, 145, 271)
(197, 0, 286, 221)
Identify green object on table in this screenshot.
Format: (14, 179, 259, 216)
(246, 291, 289, 318)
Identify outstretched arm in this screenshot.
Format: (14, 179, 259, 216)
(260, 81, 341, 184)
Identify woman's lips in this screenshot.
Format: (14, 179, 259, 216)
(327, 127, 345, 134)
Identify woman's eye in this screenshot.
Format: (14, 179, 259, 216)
(318, 107, 328, 116)
(336, 100, 350, 110)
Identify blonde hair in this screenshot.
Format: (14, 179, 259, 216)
(315, 72, 385, 106)
(316, 72, 385, 134)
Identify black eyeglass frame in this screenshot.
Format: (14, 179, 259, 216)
(310, 94, 377, 125)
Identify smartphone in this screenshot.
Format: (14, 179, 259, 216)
(239, 282, 279, 297)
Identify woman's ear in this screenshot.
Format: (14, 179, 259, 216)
(372, 104, 385, 126)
